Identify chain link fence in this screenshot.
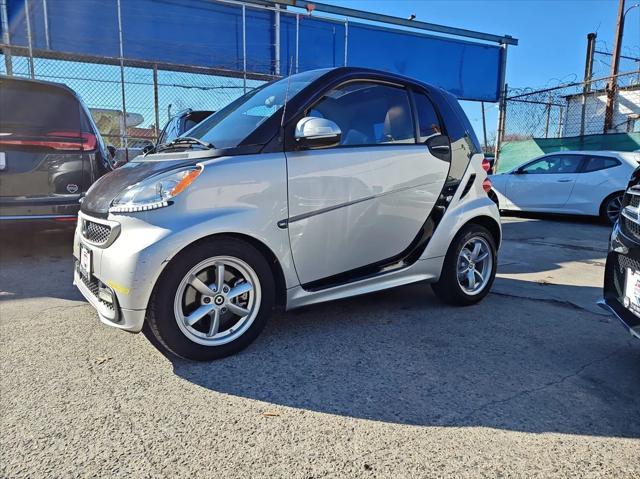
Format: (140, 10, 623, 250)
(0, 49, 269, 155)
(494, 70, 640, 172)
(503, 70, 640, 141)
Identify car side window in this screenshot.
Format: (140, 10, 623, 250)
(308, 82, 415, 146)
(582, 156, 620, 172)
(413, 92, 442, 141)
(521, 155, 583, 174)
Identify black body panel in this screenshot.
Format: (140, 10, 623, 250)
(602, 167, 640, 337)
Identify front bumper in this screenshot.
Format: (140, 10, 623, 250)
(72, 211, 172, 333)
(73, 266, 146, 332)
(600, 222, 640, 340)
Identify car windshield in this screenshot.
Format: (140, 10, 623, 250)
(186, 69, 327, 149)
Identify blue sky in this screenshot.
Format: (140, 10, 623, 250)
(324, 0, 640, 142)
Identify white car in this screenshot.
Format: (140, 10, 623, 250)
(491, 151, 640, 224)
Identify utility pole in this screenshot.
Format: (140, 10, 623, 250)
(604, 0, 626, 132)
(580, 32, 596, 135)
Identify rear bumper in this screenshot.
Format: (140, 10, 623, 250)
(601, 222, 640, 340)
(0, 200, 80, 220)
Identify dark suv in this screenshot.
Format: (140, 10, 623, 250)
(0, 76, 112, 222)
(600, 166, 640, 340)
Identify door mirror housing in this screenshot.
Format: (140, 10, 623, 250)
(513, 167, 527, 175)
(294, 117, 341, 149)
(425, 134, 451, 162)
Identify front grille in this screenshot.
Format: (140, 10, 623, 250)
(617, 253, 640, 275)
(623, 189, 640, 208)
(76, 263, 114, 310)
(83, 220, 111, 244)
(621, 215, 640, 244)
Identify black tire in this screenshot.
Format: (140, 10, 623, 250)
(431, 223, 497, 306)
(144, 237, 275, 361)
(600, 192, 624, 226)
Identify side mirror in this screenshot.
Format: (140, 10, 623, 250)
(426, 134, 451, 162)
(106, 145, 117, 159)
(513, 167, 527, 175)
(142, 144, 154, 155)
(294, 117, 341, 149)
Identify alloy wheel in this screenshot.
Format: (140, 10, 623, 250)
(456, 237, 493, 295)
(173, 256, 261, 346)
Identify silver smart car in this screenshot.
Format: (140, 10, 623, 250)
(74, 67, 501, 360)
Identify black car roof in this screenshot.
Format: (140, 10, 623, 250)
(311, 66, 450, 98)
(0, 75, 82, 100)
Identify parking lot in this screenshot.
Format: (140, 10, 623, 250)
(0, 215, 639, 478)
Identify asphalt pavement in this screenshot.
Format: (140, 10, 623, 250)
(0, 215, 639, 478)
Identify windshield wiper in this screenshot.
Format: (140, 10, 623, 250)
(157, 136, 214, 153)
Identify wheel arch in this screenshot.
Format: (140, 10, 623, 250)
(599, 190, 625, 215)
(158, 232, 288, 309)
(464, 215, 502, 249)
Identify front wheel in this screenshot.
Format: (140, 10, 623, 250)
(431, 224, 497, 306)
(145, 238, 274, 361)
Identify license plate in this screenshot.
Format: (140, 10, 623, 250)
(80, 244, 92, 277)
(624, 268, 640, 318)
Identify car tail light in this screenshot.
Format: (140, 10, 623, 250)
(482, 178, 492, 193)
(481, 158, 491, 172)
(0, 131, 97, 151)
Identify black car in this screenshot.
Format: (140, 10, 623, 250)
(600, 166, 640, 340)
(154, 109, 214, 151)
(0, 76, 112, 222)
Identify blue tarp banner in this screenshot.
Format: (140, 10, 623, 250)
(3, 0, 503, 101)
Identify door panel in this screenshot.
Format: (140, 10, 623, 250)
(286, 145, 448, 284)
(506, 173, 578, 209)
(505, 155, 583, 209)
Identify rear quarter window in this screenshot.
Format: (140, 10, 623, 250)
(583, 156, 620, 172)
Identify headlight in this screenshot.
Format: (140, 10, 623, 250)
(109, 166, 203, 213)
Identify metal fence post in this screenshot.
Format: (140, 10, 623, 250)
(295, 14, 299, 73)
(344, 18, 348, 66)
(42, 0, 50, 49)
(24, 0, 35, 78)
(493, 43, 508, 172)
(274, 4, 280, 76)
(544, 95, 551, 138)
(116, 0, 128, 159)
(481, 101, 488, 151)
(242, 4, 247, 93)
(557, 105, 564, 138)
(0, 0, 12, 75)
(153, 64, 160, 140)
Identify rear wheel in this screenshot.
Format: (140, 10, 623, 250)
(145, 238, 274, 361)
(431, 224, 497, 306)
(600, 192, 624, 226)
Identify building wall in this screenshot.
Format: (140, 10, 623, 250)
(562, 89, 640, 137)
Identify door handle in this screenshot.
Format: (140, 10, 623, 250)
(557, 179, 572, 183)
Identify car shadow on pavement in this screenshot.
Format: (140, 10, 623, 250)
(171, 280, 640, 439)
(0, 224, 82, 302)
